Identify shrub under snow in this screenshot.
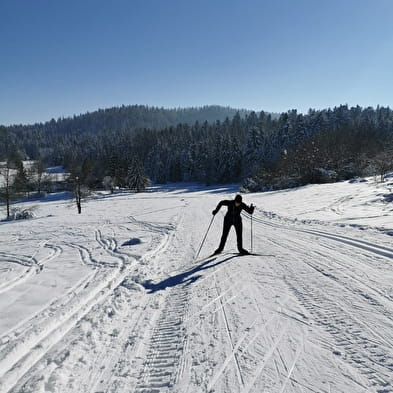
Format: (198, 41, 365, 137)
(8, 207, 37, 221)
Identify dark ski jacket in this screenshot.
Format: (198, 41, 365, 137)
(213, 200, 254, 222)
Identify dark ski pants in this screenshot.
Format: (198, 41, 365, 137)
(217, 218, 244, 252)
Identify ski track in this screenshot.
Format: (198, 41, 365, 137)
(0, 218, 157, 392)
(0, 268, 127, 393)
(89, 294, 158, 393)
(206, 297, 292, 393)
(254, 214, 393, 302)
(131, 207, 393, 393)
(0, 241, 63, 295)
(82, 218, 183, 393)
(133, 287, 190, 393)
(1, 204, 184, 393)
(269, 233, 393, 317)
(254, 211, 393, 260)
(253, 219, 393, 393)
(212, 272, 244, 387)
(2, 193, 393, 393)
(0, 251, 37, 267)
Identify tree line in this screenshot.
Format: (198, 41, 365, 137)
(1, 104, 393, 213)
(0, 104, 250, 160)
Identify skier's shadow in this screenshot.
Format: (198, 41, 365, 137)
(142, 255, 237, 293)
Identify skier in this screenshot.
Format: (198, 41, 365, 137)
(212, 194, 255, 255)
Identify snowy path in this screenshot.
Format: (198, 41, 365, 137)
(0, 185, 392, 392)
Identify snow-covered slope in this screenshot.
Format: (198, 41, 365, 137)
(0, 179, 392, 393)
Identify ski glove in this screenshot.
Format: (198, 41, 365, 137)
(250, 204, 255, 214)
(212, 209, 218, 215)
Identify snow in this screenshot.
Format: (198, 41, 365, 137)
(0, 178, 393, 393)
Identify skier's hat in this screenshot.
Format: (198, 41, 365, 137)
(235, 194, 242, 203)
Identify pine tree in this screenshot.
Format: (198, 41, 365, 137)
(126, 158, 150, 191)
(13, 159, 29, 195)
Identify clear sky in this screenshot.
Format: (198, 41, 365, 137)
(1, 0, 393, 125)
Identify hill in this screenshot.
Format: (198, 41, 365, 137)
(1, 104, 392, 189)
(0, 179, 392, 392)
(2, 104, 251, 135)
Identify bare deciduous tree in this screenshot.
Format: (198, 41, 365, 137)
(372, 150, 393, 182)
(0, 160, 16, 219)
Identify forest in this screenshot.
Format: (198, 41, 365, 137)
(1, 104, 393, 197)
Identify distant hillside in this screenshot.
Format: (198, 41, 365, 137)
(2, 105, 251, 136)
(1, 104, 393, 189)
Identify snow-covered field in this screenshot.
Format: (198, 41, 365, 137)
(1, 178, 393, 393)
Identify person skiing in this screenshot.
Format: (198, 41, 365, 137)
(212, 194, 255, 255)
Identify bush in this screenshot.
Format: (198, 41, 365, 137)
(312, 168, 338, 183)
(8, 207, 36, 220)
(240, 178, 264, 193)
(241, 174, 302, 192)
(272, 176, 302, 189)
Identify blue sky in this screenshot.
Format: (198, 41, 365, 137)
(1, 0, 393, 125)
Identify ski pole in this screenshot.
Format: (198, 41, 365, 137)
(195, 215, 215, 261)
(251, 213, 253, 254)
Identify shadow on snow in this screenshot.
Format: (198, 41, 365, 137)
(142, 255, 237, 293)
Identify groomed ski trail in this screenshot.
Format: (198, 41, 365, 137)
(1, 189, 393, 393)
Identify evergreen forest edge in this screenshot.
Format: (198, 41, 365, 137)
(1, 104, 393, 197)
